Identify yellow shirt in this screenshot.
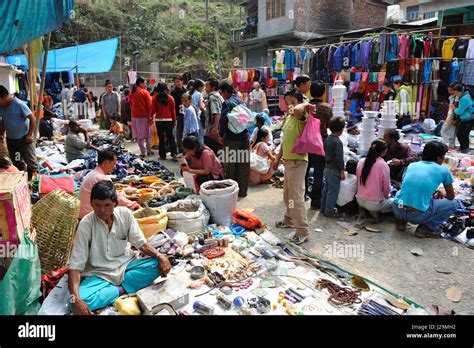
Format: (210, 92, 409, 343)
(282, 113, 308, 161)
(442, 38, 457, 61)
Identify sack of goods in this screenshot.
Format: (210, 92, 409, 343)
(250, 143, 270, 174)
(133, 207, 168, 239)
(199, 180, 239, 226)
(160, 195, 210, 234)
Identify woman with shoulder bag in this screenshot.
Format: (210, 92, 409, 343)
(249, 128, 276, 185)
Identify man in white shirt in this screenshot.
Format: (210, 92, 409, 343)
(250, 82, 265, 113)
(68, 181, 171, 315)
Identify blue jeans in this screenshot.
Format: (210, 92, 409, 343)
(70, 258, 159, 311)
(321, 167, 341, 215)
(393, 199, 463, 232)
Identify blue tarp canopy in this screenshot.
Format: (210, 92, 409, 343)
(7, 38, 119, 74)
(0, 0, 74, 54)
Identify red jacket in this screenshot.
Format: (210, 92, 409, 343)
(150, 94, 176, 124)
(129, 87, 152, 118)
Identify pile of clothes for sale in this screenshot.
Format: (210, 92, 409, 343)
(441, 207, 474, 248)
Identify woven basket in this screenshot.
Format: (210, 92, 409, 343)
(31, 189, 80, 273)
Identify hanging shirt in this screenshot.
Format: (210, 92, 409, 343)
(450, 60, 460, 83)
(462, 40, 474, 85)
(285, 49, 296, 71)
(377, 33, 389, 65)
(351, 42, 360, 68)
(453, 38, 469, 58)
(342, 45, 350, 70)
(398, 35, 410, 59)
(333, 45, 346, 72)
(326, 45, 337, 70)
(387, 34, 398, 62)
(414, 38, 424, 58)
(423, 39, 434, 58)
(442, 38, 457, 60)
(423, 59, 432, 84)
(319, 47, 329, 70)
(363, 41, 372, 68)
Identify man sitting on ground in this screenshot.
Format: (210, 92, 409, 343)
(392, 141, 463, 238)
(68, 180, 171, 315)
(65, 120, 97, 163)
(78, 149, 140, 219)
(383, 129, 418, 184)
(39, 109, 55, 140)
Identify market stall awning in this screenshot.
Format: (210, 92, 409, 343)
(7, 38, 119, 74)
(0, 0, 74, 54)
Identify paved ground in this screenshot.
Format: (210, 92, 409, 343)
(126, 142, 473, 314)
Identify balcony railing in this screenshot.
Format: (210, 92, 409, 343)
(231, 24, 258, 43)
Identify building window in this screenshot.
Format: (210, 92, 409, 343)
(424, 11, 436, 20)
(266, 0, 285, 20)
(406, 5, 419, 21)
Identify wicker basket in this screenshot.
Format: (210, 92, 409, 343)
(31, 189, 80, 273)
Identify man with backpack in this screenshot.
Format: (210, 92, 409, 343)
(218, 81, 250, 198)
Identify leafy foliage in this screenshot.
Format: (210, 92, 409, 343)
(51, 0, 241, 74)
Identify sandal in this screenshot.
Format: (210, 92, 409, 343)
(275, 221, 294, 228)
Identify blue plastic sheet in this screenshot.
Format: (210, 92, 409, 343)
(7, 37, 119, 74)
(0, 0, 74, 54)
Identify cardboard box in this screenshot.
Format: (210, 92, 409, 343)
(136, 277, 189, 315)
(0, 172, 31, 245)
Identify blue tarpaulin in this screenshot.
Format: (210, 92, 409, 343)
(7, 38, 119, 74)
(0, 0, 74, 54)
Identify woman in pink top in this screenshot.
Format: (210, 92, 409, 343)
(249, 128, 275, 185)
(356, 139, 393, 222)
(181, 136, 224, 187)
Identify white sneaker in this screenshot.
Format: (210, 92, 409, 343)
(284, 231, 295, 240)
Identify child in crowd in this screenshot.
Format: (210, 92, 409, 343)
(181, 93, 200, 138)
(346, 119, 360, 150)
(336, 159, 359, 214)
(321, 117, 346, 218)
(109, 115, 125, 144)
(250, 114, 273, 147)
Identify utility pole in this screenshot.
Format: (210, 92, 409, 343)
(119, 35, 123, 85)
(215, 27, 222, 79)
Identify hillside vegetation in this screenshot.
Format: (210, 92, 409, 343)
(51, 0, 242, 75)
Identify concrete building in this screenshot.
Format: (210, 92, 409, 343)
(232, 0, 393, 68)
(393, 0, 474, 35)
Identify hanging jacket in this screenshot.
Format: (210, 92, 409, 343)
(387, 34, 398, 61)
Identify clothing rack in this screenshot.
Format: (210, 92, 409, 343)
(269, 31, 472, 52)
